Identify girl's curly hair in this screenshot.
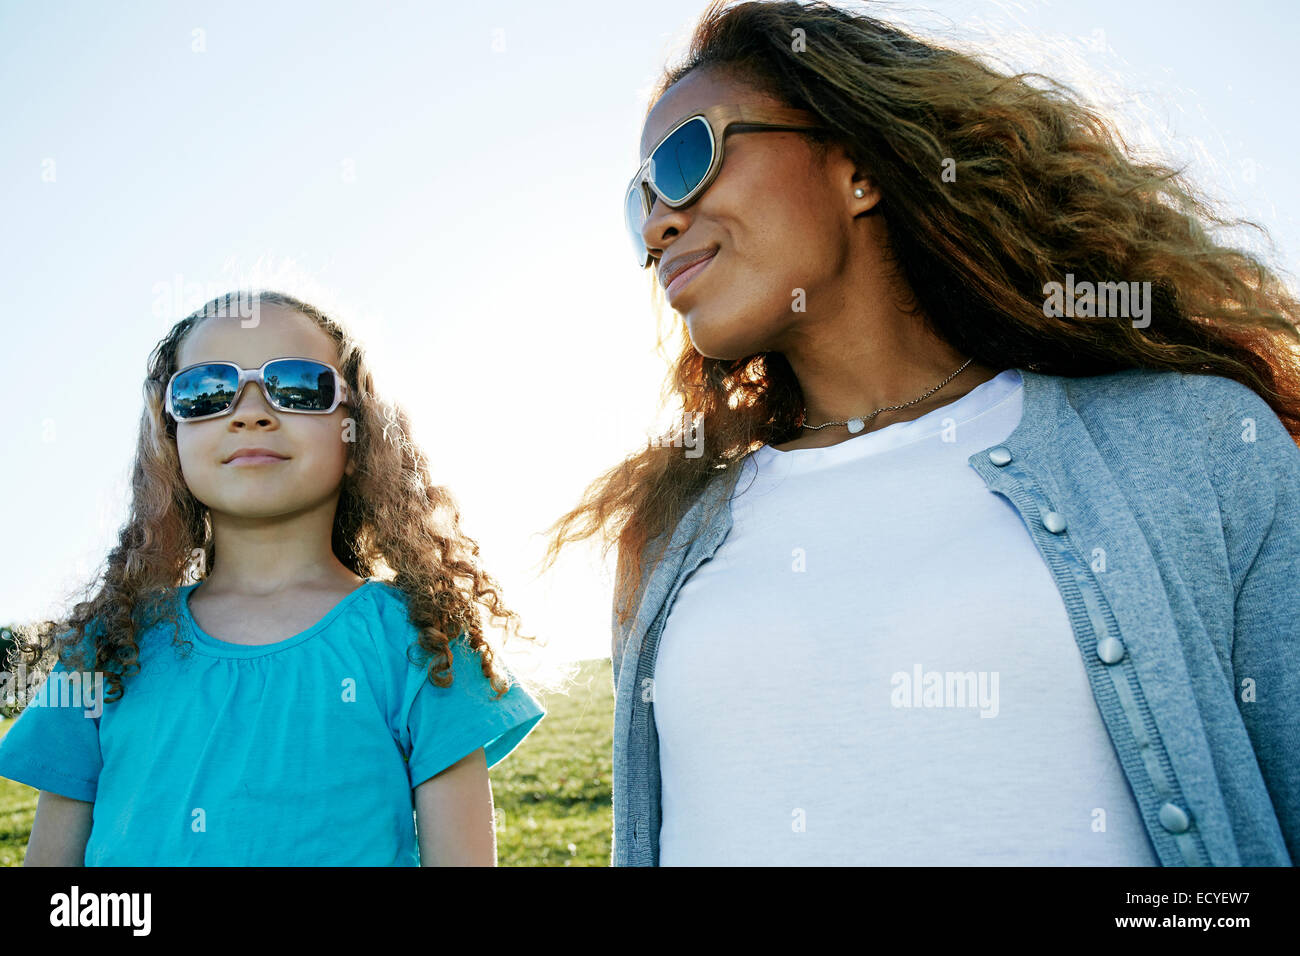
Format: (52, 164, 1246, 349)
(539, 0, 1300, 630)
(9, 290, 537, 705)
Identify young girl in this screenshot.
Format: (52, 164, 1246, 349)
(0, 290, 545, 866)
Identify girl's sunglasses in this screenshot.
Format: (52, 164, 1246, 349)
(165, 358, 350, 422)
(625, 104, 826, 268)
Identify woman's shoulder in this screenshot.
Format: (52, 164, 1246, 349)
(1049, 367, 1295, 452)
(1052, 366, 1277, 417)
(1057, 366, 1298, 520)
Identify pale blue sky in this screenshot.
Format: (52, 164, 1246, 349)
(2, 0, 1296, 664)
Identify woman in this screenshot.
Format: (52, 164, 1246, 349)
(543, 0, 1300, 866)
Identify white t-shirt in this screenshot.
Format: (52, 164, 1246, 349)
(653, 368, 1159, 865)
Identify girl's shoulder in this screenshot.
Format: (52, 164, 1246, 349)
(362, 579, 469, 629)
(363, 579, 435, 628)
(356, 581, 480, 673)
(353, 578, 415, 629)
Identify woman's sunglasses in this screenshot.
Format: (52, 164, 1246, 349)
(625, 104, 826, 268)
(165, 357, 350, 422)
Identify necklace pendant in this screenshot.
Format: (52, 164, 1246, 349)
(846, 417, 866, 434)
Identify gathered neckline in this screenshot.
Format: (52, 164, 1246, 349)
(177, 577, 380, 658)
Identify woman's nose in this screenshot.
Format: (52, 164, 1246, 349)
(641, 190, 690, 265)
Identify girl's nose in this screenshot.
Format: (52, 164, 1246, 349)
(228, 382, 277, 425)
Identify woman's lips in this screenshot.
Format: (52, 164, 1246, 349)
(666, 252, 716, 301)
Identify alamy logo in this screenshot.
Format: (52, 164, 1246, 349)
(50, 886, 151, 935)
(648, 412, 703, 459)
(890, 664, 1000, 718)
(1042, 273, 1151, 328)
(1, 665, 103, 718)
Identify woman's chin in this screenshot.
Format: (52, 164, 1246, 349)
(685, 314, 765, 361)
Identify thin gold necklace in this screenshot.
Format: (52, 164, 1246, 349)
(801, 358, 975, 434)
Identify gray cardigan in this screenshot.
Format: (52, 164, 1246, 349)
(611, 367, 1300, 866)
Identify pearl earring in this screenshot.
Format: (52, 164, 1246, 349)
(853, 187, 865, 198)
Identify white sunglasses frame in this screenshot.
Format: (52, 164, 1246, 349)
(164, 357, 351, 423)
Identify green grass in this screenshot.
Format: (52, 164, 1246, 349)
(0, 721, 35, 867)
(0, 657, 615, 867)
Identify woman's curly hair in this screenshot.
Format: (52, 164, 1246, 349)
(8, 290, 538, 706)
(540, 0, 1300, 629)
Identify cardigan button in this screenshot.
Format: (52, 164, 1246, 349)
(988, 446, 1012, 466)
(1158, 802, 1192, 833)
(1042, 510, 1067, 533)
(1097, 637, 1126, 664)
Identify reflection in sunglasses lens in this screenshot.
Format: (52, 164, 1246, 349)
(171, 364, 239, 419)
(650, 116, 713, 203)
(264, 360, 335, 410)
(626, 185, 648, 264)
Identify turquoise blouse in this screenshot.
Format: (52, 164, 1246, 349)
(0, 578, 545, 865)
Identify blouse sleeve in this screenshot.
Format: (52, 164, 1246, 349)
(397, 632, 545, 789)
(1188, 372, 1300, 863)
(0, 657, 103, 802)
(1224, 397, 1300, 863)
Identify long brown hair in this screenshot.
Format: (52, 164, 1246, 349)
(540, 0, 1300, 628)
(10, 291, 545, 704)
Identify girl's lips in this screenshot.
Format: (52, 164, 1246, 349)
(666, 252, 716, 301)
(226, 455, 289, 466)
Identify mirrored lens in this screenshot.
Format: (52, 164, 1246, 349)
(625, 184, 648, 265)
(171, 364, 239, 419)
(264, 359, 337, 411)
(648, 116, 713, 203)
